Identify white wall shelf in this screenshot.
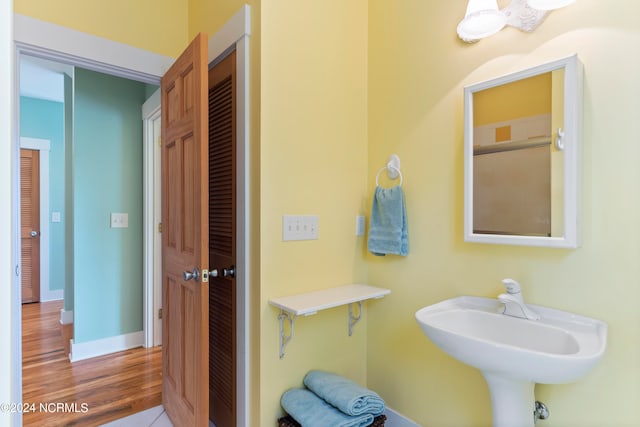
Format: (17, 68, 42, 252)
(269, 284, 391, 358)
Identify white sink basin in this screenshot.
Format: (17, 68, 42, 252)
(416, 296, 607, 383)
(416, 296, 607, 427)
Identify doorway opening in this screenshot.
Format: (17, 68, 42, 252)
(12, 7, 251, 426)
(18, 52, 162, 423)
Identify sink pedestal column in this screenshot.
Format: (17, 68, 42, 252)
(482, 372, 535, 427)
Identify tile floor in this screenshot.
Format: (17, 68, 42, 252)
(100, 406, 216, 427)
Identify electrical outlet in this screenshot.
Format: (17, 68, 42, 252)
(282, 215, 319, 241)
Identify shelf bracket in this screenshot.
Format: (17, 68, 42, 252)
(348, 301, 363, 336)
(278, 310, 296, 359)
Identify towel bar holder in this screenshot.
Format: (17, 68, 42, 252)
(375, 154, 403, 186)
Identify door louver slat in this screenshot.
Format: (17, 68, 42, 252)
(208, 51, 236, 427)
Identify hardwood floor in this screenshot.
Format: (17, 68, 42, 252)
(22, 301, 162, 426)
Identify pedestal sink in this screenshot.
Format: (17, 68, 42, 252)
(415, 296, 607, 427)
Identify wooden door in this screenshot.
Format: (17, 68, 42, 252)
(208, 50, 237, 427)
(161, 32, 209, 427)
(20, 149, 40, 304)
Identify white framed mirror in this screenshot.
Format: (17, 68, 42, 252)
(463, 55, 583, 248)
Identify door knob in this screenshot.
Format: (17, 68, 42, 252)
(183, 267, 200, 282)
(223, 265, 235, 278)
(30, 230, 39, 237)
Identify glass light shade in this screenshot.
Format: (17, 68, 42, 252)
(527, 0, 576, 10)
(457, 0, 507, 42)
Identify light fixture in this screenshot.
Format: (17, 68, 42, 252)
(527, 0, 576, 10)
(457, 0, 576, 43)
(457, 0, 507, 43)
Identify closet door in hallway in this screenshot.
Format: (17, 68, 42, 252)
(20, 149, 40, 303)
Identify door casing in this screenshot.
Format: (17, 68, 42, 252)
(142, 89, 163, 348)
(11, 7, 251, 426)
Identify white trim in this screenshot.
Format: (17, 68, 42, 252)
(13, 14, 173, 84)
(384, 407, 424, 427)
(142, 89, 162, 348)
(207, 5, 251, 426)
(208, 4, 252, 63)
(20, 136, 50, 150)
(463, 54, 582, 248)
(59, 308, 73, 325)
(70, 331, 144, 362)
(1, 2, 18, 425)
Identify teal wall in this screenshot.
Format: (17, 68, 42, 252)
(19, 96, 66, 293)
(73, 68, 147, 344)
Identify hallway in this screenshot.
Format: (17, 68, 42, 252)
(22, 301, 162, 426)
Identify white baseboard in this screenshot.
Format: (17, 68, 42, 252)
(59, 309, 73, 325)
(70, 331, 144, 362)
(385, 407, 423, 427)
(41, 288, 63, 303)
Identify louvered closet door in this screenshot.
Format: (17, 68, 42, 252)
(208, 49, 237, 427)
(20, 149, 40, 304)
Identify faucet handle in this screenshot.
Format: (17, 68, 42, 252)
(502, 278, 522, 294)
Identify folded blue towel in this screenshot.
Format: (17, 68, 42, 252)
(367, 185, 408, 256)
(303, 370, 385, 417)
(281, 388, 374, 427)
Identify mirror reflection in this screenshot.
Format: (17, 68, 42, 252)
(463, 55, 582, 248)
(472, 69, 563, 237)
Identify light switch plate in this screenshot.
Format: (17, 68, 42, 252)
(356, 215, 365, 236)
(110, 212, 129, 228)
(51, 212, 61, 223)
(283, 215, 319, 241)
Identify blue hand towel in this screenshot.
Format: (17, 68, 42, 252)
(367, 185, 408, 256)
(281, 388, 374, 427)
(303, 370, 386, 417)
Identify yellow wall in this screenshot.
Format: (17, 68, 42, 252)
(259, 0, 369, 424)
(188, 0, 248, 41)
(12, 1, 640, 426)
(13, 0, 188, 57)
(368, 1, 640, 426)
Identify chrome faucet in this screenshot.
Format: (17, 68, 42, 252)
(498, 279, 540, 320)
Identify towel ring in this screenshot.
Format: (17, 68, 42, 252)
(375, 165, 403, 186)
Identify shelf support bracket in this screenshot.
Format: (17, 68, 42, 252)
(348, 301, 363, 336)
(278, 310, 296, 359)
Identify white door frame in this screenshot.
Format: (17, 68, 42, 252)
(13, 7, 251, 426)
(142, 88, 163, 348)
(1, 3, 15, 425)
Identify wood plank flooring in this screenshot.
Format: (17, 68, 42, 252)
(22, 301, 162, 426)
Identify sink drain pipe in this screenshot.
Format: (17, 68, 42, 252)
(534, 401, 549, 423)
